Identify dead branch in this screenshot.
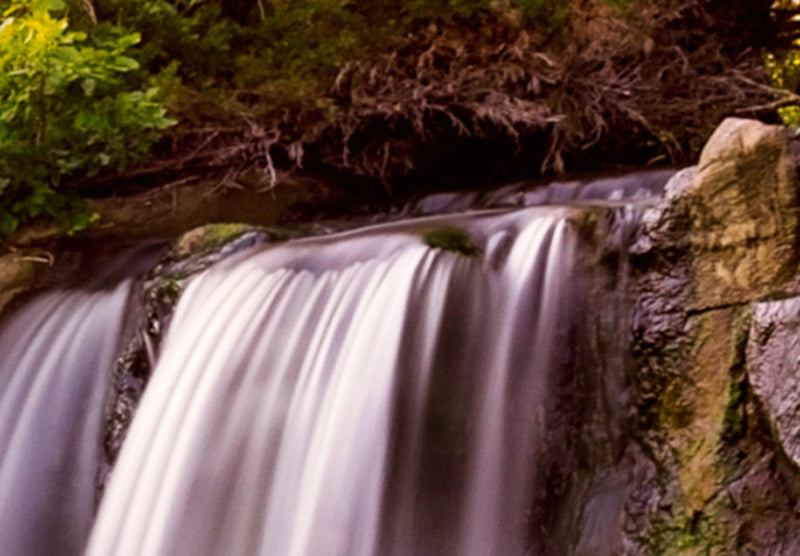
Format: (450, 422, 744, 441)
(76, 0, 788, 196)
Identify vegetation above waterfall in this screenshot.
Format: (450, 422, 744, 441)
(0, 0, 798, 239)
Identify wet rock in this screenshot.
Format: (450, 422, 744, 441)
(99, 223, 277, 493)
(748, 296, 800, 468)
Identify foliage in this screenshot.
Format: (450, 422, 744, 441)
(82, 0, 581, 114)
(0, 0, 792, 239)
(761, 1, 800, 126)
(0, 0, 174, 236)
(765, 50, 800, 126)
(512, 0, 570, 28)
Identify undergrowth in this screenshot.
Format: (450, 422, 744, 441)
(0, 0, 797, 238)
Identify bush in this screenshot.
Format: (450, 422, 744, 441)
(0, 0, 174, 236)
(765, 50, 800, 126)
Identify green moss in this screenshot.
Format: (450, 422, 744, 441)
(721, 376, 747, 443)
(173, 223, 255, 260)
(145, 277, 182, 337)
(157, 278, 181, 306)
(200, 223, 252, 249)
(422, 227, 481, 257)
(658, 380, 694, 430)
(671, 510, 722, 554)
(722, 307, 751, 442)
(675, 512, 703, 550)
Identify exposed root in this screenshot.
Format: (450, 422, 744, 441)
(315, 0, 783, 182)
(17, 253, 54, 266)
(72, 0, 792, 196)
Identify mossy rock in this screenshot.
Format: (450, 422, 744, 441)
(173, 223, 256, 259)
(422, 226, 481, 257)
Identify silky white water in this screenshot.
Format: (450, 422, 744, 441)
(85, 207, 580, 556)
(0, 281, 131, 556)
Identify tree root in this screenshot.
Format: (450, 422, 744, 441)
(73, 0, 792, 197)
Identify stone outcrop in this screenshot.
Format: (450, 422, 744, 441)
(628, 118, 800, 554)
(636, 118, 799, 310)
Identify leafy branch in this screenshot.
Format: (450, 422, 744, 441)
(0, 0, 174, 236)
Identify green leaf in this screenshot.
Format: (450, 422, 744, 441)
(32, 0, 66, 12)
(81, 77, 96, 96)
(53, 45, 79, 62)
(109, 55, 139, 72)
(114, 32, 141, 49)
(0, 209, 18, 236)
(67, 210, 99, 235)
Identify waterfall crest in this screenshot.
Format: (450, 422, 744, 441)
(86, 208, 586, 556)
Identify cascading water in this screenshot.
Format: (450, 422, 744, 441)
(0, 281, 131, 556)
(0, 170, 671, 555)
(86, 208, 583, 556)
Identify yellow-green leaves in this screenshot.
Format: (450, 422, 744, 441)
(0, 0, 174, 236)
(765, 50, 800, 126)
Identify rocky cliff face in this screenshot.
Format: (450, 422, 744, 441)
(627, 118, 800, 554)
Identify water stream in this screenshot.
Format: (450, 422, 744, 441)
(0, 171, 671, 555)
(0, 282, 131, 556)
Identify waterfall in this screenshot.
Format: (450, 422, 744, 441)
(0, 281, 131, 556)
(84, 207, 589, 556)
(0, 171, 668, 556)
